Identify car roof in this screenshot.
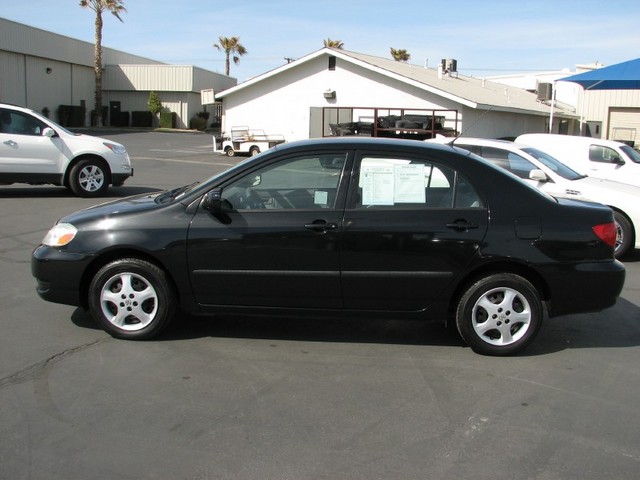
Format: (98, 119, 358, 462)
(449, 137, 534, 151)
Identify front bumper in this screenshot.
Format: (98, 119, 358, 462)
(31, 245, 94, 308)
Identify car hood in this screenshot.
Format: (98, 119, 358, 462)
(60, 191, 164, 225)
(567, 176, 640, 200)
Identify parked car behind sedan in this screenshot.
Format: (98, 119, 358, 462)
(0, 102, 133, 196)
(437, 137, 640, 258)
(32, 138, 625, 356)
(516, 133, 640, 188)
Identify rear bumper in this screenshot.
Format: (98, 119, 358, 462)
(543, 260, 626, 317)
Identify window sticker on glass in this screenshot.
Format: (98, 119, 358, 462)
(394, 164, 426, 203)
(360, 157, 428, 205)
(361, 164, 395, 205)
(314, 190, 328, 205)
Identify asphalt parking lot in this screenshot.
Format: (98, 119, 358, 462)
(1, 130, 640, 480)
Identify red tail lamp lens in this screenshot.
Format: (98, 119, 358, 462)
(592, 222, 617, 248)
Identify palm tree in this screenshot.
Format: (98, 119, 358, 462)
(213, 36, 248, 76)
(390, 48, 411, 62)
(323, 38, 344, 49)
(80, 0, 127, 127)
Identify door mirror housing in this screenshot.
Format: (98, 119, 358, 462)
(529, 169, 548, 182)
(202, 188, 222, 212)
(42, 127, 56, 138)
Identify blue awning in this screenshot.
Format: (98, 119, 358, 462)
(559, 57, 640, 90)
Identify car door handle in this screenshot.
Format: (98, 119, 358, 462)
(304, 221, 338, 233)
(446, 219, 479, 231)
(3, 140, 17, 147)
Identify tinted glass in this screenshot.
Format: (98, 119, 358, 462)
(0, 109, 47, 136)
(221, 153, 347, 210)
(589, 145, 621, 163)
(354, 156, 483, 209)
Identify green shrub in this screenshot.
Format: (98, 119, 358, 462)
(159, 111, 176, 128)
(189, 116, 207, 131)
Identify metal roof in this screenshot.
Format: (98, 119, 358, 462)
(216, 48, 575, 118)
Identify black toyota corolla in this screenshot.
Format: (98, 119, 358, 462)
(32, 138, 625, 355)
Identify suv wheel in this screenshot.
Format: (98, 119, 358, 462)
(69, 158, 109, 197)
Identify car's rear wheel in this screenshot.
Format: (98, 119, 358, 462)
(88, 258, 176, 340)
(69, 158, 109, 197)
(249, 146, 260, 156)
(613, 210, 633, 258)
(456, 273, 542, 356)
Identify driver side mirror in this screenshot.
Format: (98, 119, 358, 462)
(43, 127, 56, 138)
(202, 188, 222, 212)
(529, 169, 548, 182)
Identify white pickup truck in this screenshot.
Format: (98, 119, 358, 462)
(221, 126, 286, 157)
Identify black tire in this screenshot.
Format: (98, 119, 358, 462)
(68, 158, 109, 197)
(225, 147, 235, 157)
(613, 210, 633, 259)
(88, 258, 176, 340)
(249, 146, 260, 156)
(455, 273, 543, 356)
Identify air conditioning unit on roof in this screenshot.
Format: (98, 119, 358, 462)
(537, 82, 553, 101)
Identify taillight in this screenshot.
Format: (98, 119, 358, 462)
(592, 222, 617, 248)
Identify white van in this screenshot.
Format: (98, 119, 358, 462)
(516, 133, 640, 187)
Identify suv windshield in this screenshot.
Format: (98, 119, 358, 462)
(522, 147, 586, 180)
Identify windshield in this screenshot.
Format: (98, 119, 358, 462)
(522, 147, 586, 180)
(154, 155, 257, 204)
(621, 145, 640, 164)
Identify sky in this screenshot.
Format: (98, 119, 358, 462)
(3, 0, 640, 83)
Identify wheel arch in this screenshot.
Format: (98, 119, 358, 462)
(449, 261, 551, 317)
(78, 248, 179, 310)
(63, 154, 112, 188)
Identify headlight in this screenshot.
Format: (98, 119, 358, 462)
(103, 142, 127, 155)
(42, 223, 78, 247)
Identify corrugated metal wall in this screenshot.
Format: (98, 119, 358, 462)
(581, 89, 640, 139)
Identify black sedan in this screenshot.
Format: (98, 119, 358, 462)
(32, 138, 625, 355)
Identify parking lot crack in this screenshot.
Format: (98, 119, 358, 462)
(0, 339, 106, 389)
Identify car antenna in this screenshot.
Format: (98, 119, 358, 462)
(449, 104, 496, 147)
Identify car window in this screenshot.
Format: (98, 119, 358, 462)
(0, 109, 47, 136)
(353, 155, 483, 209)
(589, 145, 621, 163)
(221, 153, 347, 210)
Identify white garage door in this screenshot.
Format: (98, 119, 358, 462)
(608, 107, 640, 146)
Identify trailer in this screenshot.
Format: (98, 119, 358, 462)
(221, 126, 286, 157)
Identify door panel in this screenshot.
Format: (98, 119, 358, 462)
(0, 108, 62, 174)
(187, 151, 349, 308)
(341, 152, 488, 311)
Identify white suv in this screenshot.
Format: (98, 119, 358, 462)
(0, 103, 133, 197)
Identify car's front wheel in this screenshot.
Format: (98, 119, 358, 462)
(456, 273, 543, 356)
(68, 158, 109, 197)
(88, 258, 176, 340)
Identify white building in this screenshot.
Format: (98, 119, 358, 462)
(0, 17, 236, 128)
(214, 48, 578, 142)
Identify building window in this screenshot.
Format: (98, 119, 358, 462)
(328, 56, 336, 71)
